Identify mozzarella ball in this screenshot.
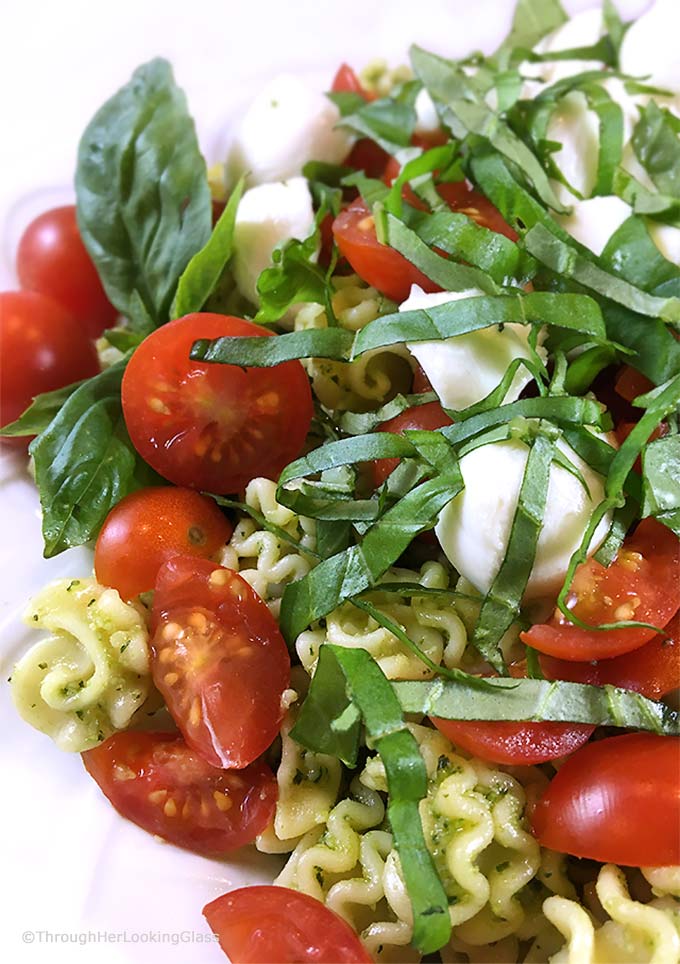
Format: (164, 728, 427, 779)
(435, 432, 612, 600)
(556, 195, 631, 255)
(232, 177, 316, 305)
(401, 286, 544, 410)
(620, 0, 680, 96)
(414, 88, 440, 135)
(227, 74, 353, 186)
(648, 222, 680, 264)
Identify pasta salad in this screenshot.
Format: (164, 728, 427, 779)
(2, 0, 680, 962)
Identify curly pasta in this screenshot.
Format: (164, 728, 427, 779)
(218, 477, 316, 616)
(296, 561, 467, 680)
(294, 275, 413, 412)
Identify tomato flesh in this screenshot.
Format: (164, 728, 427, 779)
(372, 400, 453, 486)
(0, 290, 99, 433)
(94, 486, 233, 600)
(17, 205, 117, 337)
(531, 733, 680, 866)
(83, 732, 276, 856)
(121, 313, 313, 494)
(521, 519, 680, 661)
(203, 886, 372, 963)
(432, 718, 594, 765)
(151, 556, 290, 769)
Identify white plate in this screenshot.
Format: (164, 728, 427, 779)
(0, 2, 651, 962)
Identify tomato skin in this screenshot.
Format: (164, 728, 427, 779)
(333, 199, 438, 301)
(437, 181, 518, 241)
(432, 718, 594, 765)
(615, 364, 654, 403)
(16, 205, 117, 337)
(0, 290, 99, 433)
(121, 313, 313, 494)
(521, 519, 680, 661)
(540, 611, 680, 700)
(372, 401, 453, 486)
(151, 556, 290, 769)
(531, 733, 680, 866)
(82, 732, 277, 856)
(94, 487, 233, 600)
(203, 886, 372, 964)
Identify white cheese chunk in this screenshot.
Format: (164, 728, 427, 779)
(414, 88, 440, 135)
(435, 432, 612, 600)
(232, 177, 315, 305)
(648, 221, 680, 265)
(547, 90, 601, 201)
(226, 74, 353, 187)
(529, 9, 604, 86)
(401, 287, 544, 411)
(556, 195, 631, 255)
(620, 0, 680, 96)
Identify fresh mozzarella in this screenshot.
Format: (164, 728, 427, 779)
(232, 178, 315, 305)
(648, 221, 680, 265)
(227, 74, 353, 186)
(530, 8, 603, 86)
(401, 287, 544, 411)
(556, 195, 631, 255)
(620, 0, 680, 96)
(435, 433, 612, 600)
(414, 88, 440, 135)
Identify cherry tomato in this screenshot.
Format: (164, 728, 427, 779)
(331, 63, 373, 99)
(203, 886, 372, 964)
(151, 556, 290, 769)
(121, 313, 313, 494)
(0, 290, 99, 432)
(412, 364, 433, 393)
(94, 487, 233, 600)
(531, 733, 680, 866)
(521, 519, 680, 661)
(540, 611, 680, 700)
(83, 731, 276, 856)
(372, 400, 453, 486)
(432, 718, 594, 765)
(16, 205, 117, 338)
(333, 199, 438, 301)
(615, 364, 654, 403)
(437, 181, 518, 241)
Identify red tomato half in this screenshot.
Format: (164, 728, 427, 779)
(372, 400, 453, 486)
(0, 290, 99, 432)
(615, 365, 654, 403)
(437, 181, 518, 241)
(83, 732, 276, 856)
(331, 63, 373, 100)
(204, 886, 372, 964)
(121, 313, 313, 494)
(531, 733, 680, 866)
(521, 519, 680, 661)
(540, 611, 680, 700)
(16, 205, 117, 337)
(432, 718, 594, 765)
(151, 556, 290, 769)
(94, 487, 233, 600)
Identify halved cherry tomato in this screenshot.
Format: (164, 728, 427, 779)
(94, 487, 232, 600)
(372, 400, 453, 486)
(203, 886, 372, 964)
(521, 519, 680, 661)
(0, 290, 99, 433)
(331, 63, 374, 100)
(83, 732, 276, 856)
(331, 63, 389, 178)
(333, 199, 438, 301)
(540, 611, 680, 700)
(151, 556, 290, 769)
(531, 733, 680, 866)
(615, 364, 654, 403)
(432, 718, 594, 765)
(412, 364, 433, 393)
(121, 313, 313, 494)
(437, 181, 518, 241)
(16, 205, 117, 337)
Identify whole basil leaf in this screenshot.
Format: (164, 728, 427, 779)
(30, 359, 161, 557)
(76, 59, 212, 332)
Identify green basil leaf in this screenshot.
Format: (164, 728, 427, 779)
(641, 433, 680, 536)
(170, 176, 245, 318)
(0, 381, 85, 438)
(498, 0, 567, 54)
(102, 328, 145, 353)
(76, 59, 212, 332)
(331, 81, 420, 152)
(190, 327, 354, 366)
(633, 100, 680, 198)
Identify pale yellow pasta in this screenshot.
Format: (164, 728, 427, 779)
(294, 276, 412, 412)
(643, 867, 680, 899)
(219, 477, 316, 616)
(296, 561, 467, 680)
(546, 864, 680, 964)
(12, 578, 150, 751)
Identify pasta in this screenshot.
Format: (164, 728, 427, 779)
(11, 578, 151, 752)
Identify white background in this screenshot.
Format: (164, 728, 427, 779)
(0, 1, 650, 962)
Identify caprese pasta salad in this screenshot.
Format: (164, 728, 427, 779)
(2, 0, 680, 961)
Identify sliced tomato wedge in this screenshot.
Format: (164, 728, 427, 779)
(431, 718, 595, 765)
(371, 400, 453, 486)
(540, 610, 680, 699)
(521, 519, 680, 661)
(204, 886, 372, 963)
(83, 732, 276, 856)
(531, 733, 680, 866)
(151, 556, 290, 769)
